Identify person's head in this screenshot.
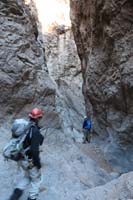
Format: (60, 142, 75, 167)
(29, 108, 43, 123)
(84, 116, 87, 119)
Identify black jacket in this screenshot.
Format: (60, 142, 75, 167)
(23, 124, 44, 169)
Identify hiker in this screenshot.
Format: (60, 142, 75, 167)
(8, 108, 44, 200)
(82, 116, 92, 143)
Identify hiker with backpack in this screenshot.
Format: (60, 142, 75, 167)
(3, 108, 44, 200)
(82, 116, 92, 143)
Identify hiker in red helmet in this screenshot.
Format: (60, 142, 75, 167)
(29, 108, 43, 119)
(9, 108, 44, 200)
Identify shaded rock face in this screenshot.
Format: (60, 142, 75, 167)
(70, 0, 133, 171)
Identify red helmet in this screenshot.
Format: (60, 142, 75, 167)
(29, 108, 43, 119)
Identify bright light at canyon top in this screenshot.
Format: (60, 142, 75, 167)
(25, 0, 71, 33)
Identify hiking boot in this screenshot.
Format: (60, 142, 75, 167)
(86, 139, 90, 143)
(9, 188, 23, 200)
(82, 140, 87, 144)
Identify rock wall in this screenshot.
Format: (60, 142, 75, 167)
(26, 0, 85, 139)
(42, 29, 85, 141)
(0, 0, 67, 130)
(0, 0, 49, 118)
(0, 0, 85, 138)
(70, 0, 133, 171)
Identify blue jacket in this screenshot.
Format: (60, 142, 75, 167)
(83, 118, 92, 130)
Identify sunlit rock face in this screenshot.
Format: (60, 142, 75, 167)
(26, 0, 71, 33)
(36, 0, 70, 33)
(43, 30, 85, 140)
(70, 0, 133, 171)
(0, 0, 59, 128)
(26, 0, 85, 139)
(0, 0, 84, 137)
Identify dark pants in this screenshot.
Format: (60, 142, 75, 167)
(83, 129, 91, 143)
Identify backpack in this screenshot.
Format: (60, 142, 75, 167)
(3, 119, 33, 161)
(83, 118, 92, 130)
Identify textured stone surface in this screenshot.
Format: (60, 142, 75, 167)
(0, 0, 63, 130)
(0, 0, 48, 113)
(78, 172, 133, 200)
(70, 0, 133, 171)
(27, 0, 85, 139)
(43, 29, 85, 141)
(0, 0, 84, 137)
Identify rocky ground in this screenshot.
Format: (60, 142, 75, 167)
(0, 123, 133, 200)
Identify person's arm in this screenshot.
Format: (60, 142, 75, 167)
(83, 120, 87, 129)
(30, 127, 41, 169)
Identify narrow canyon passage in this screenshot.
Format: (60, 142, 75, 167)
(0, 1, 132, 200)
